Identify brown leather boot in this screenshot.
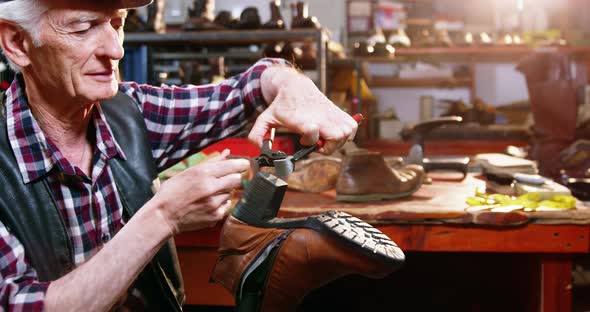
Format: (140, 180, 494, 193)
(517, 52, 581, 178)
(146, 0, 166, 33)
(183, 0, 224, 31)
(238, 7, 262, 30)
(262, 0, 285, 30)
(291, 1, 320, 29)
(211, 172, 404, 311)
(336, 151, 425, 202)
(214, 10, 239, 29)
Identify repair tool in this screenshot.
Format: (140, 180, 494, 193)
(561, 170, 590, 201)
(405, 116, 471, 179)
(256, 114, 364, 179)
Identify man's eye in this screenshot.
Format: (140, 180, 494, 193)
(74, 29, 90, 35)
(72, 25, 93, 35)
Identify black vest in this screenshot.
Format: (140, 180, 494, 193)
(0, 91, 184, 311)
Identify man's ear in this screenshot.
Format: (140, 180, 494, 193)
(0, 21, 32, 68)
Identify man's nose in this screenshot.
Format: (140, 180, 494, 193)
(97, 25, 125, 61)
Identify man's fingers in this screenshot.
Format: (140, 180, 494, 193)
(337, 122, 354, 142)
(299, 122, 320, 146)
(345, 114, 359, 141)
(215, 173, 243, 193)
(217, 199, 234, 218)
(206, 158, 251, 178)
(208, 193, 233, 211)
(344, 112, 360, 131)
(347, 126, 358, 142)
(248, 113, 273, 147)
(317, 124, 347, 151)
(318, 138, 346, 155)
(204, 149, 231, 162)
(318, 113, 360, 150)
(207, 195, 234, 228)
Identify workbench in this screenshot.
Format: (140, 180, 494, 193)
(174, 173, 590, 311)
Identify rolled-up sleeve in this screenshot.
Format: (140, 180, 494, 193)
(119, 58, 292, 171)
(0, 221, 49, 311)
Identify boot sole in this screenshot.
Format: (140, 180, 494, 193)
(232, 172, 404, 264)
(335, 174, 425, 202)
(314, 211, 405, 264)
(243, 211, 405, 265)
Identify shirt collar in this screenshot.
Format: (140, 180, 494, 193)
(5, 76, 126, 184)
(94, 103, 127, 162)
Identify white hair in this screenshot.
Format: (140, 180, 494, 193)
(0, 0, 49, 73)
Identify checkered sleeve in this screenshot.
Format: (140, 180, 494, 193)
(0, 221, 49, 311)
(120, 58, 292, 171)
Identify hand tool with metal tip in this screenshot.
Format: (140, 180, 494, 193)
(406, 116, 470, 179)
(256, 114, 364, 179)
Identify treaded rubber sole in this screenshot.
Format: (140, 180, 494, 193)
(335, 174, 425, 203)
(314, 211, 405, 264)
(253, 211, 405, 264)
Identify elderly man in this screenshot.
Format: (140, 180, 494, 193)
(0, 0, 358, 310)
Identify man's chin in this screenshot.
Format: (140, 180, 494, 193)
(85, 82, 119, 102)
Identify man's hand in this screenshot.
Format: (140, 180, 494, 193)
(149, 149, 249, 236)
(46, 149, 248, 312)
(249, 67, 359, 155)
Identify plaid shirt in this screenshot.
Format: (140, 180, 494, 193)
(0, 58, 287, 311)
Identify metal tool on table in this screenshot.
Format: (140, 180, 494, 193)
(560, 170, 590, 201)
(406, 116, 470, 179)
(256, 114, 364, 179)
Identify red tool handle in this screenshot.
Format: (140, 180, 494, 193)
(315, 113, 364, 148)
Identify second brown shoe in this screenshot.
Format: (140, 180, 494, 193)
(286, 156, 341, 193)
(336, 151, 425, 202)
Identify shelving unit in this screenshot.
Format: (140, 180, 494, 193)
(353, 47, 590, 65)
(122, 29, 330, 93)
(349, 45, 590, 104)
(329, 44, 590, 142)
(360, 46, 590, 61)
(368, 76, 472, 88)
(124, 29, 328, 45)
(343, 0, 590, 138)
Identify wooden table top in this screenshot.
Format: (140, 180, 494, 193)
(175, 173, 590, 253)
(277, 174, 590, 227)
